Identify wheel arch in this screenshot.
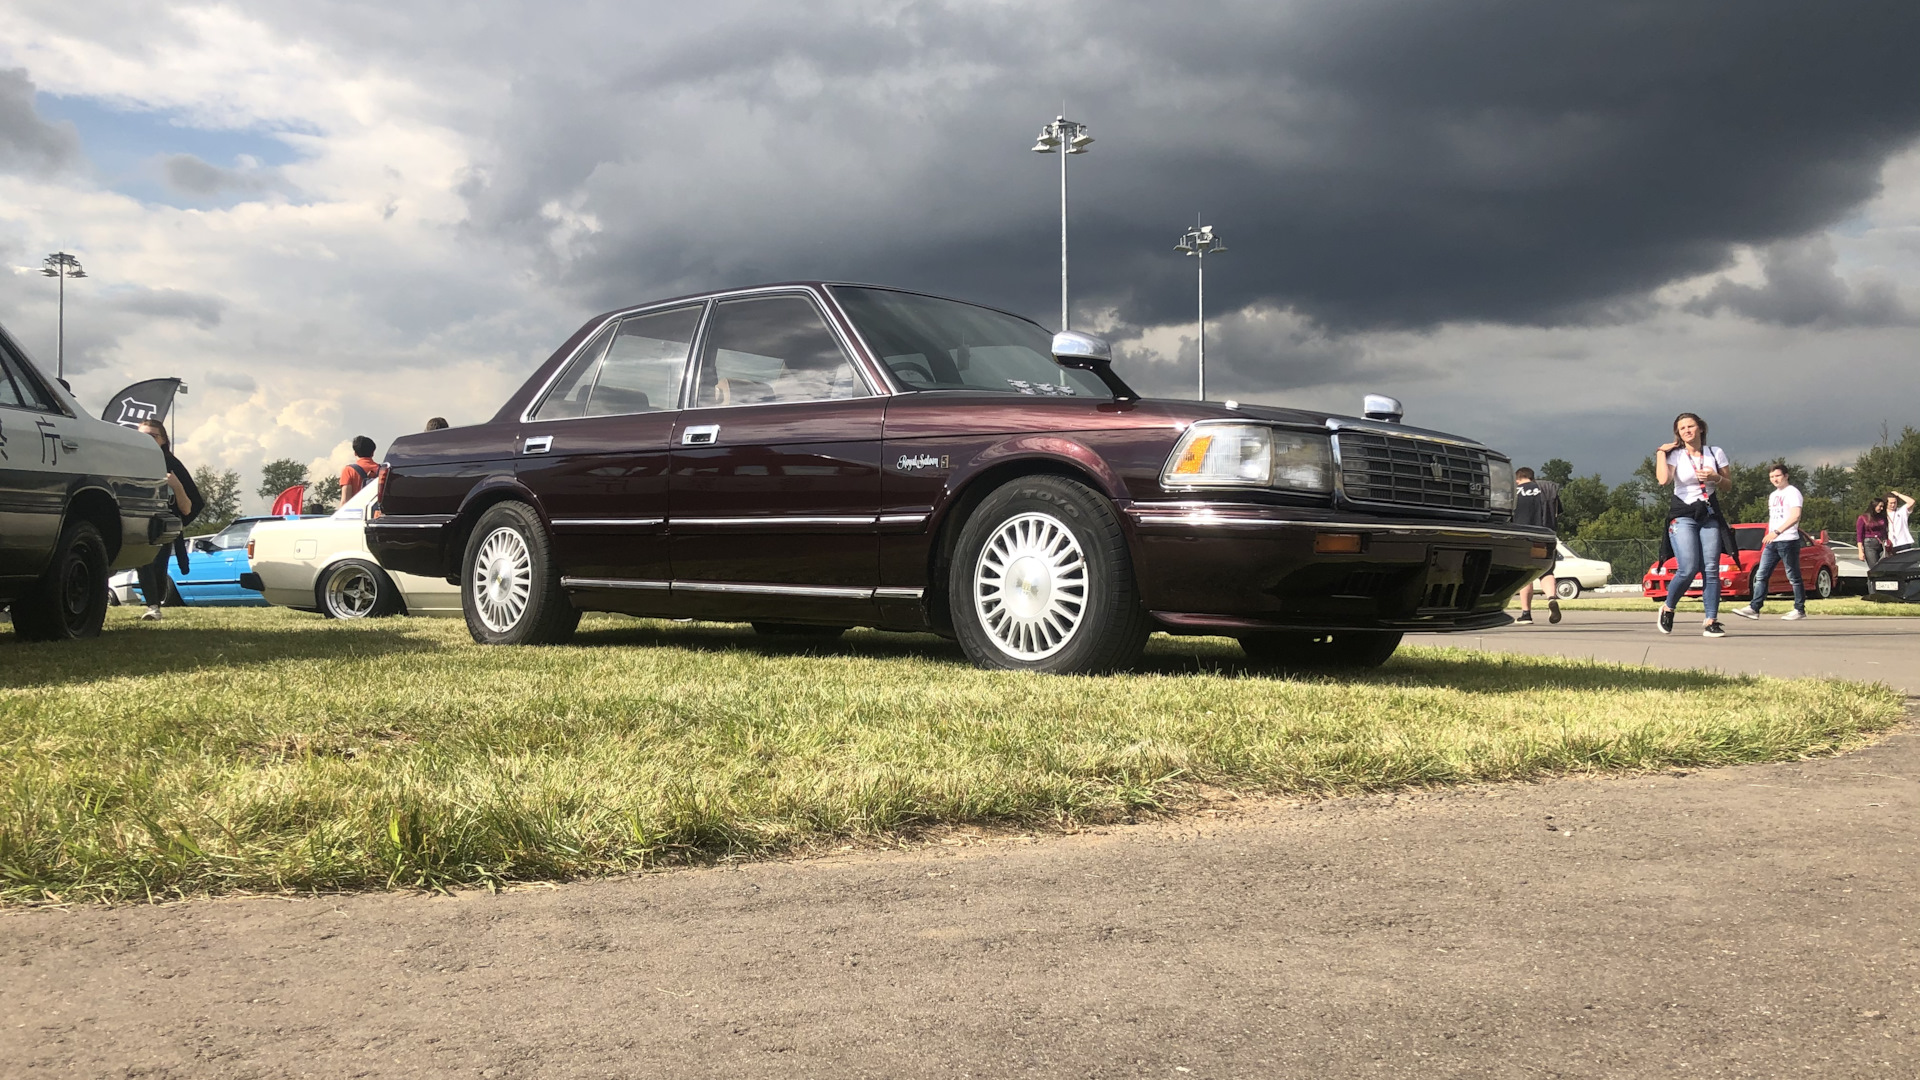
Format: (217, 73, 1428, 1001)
(923, 453, 1122, 635)
(442, 476, 545, 583)
(62, 483, 124, 562)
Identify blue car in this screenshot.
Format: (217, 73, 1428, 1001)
(133, 516, 288, 607)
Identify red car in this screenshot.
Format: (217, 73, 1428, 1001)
(1642, 524, 1840, 602)
(367, 283, 1553, 673)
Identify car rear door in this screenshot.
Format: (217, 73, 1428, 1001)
(515, 303, 703, 601)
(0, 338, 78, 596)
(666, 291, 883, 623)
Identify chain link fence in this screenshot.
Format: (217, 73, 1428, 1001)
(1565, 538, 1661, 584)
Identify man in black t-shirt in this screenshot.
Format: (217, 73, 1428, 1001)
(1513, 466, 1563, 625)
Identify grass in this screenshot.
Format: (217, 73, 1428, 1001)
(1527, 595, 1915, 617)
(0, 607, 1904, 904)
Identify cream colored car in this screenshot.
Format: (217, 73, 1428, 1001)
(244, 484, 460, 618)
(1532, 541, 1613, 599)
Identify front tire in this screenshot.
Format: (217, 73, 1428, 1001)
(461, 502, 579, 645)
(316, 559, 402, 619)
(1555, 578, 1580, 600)
(949, 475, 1150, 674)
(1239, 630, 1403, 671)
(11, 521, 110, 642)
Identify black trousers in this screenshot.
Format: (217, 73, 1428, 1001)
(137, 546, 174, 606)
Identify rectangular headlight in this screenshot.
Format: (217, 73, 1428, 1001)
(1161, 424, 1333, 492)
(1488, 457, 1515, 510)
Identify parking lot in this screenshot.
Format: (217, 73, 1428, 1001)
(1411, 609, 1920, 693)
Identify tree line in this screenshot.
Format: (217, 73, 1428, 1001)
(185, 457, 348, 534)
(1537, 425, 1920, 545)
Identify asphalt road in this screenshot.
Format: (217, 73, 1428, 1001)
(1412, 609, 1920, 693)
(4, 616, 1917, 1079)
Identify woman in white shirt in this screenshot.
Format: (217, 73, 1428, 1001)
(1654, 412, 1731, 637)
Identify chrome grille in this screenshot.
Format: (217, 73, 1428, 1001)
(1335, 432, 1490, 512)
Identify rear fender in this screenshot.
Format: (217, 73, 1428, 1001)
(444, 475, 547, 582)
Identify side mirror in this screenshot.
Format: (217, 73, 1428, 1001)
(1050, 331, 1138, 403)
(1819, 529, 1828, 543)
(192, 538, 218, 553)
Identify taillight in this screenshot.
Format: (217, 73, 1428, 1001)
(246, 538, 255, 559)
(370, 464, 387, 520)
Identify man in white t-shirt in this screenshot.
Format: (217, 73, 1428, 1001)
(1888, 489, 1916, 553)
(1734, 463, 1806, 621)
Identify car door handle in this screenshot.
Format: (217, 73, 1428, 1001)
(523, 436, 553, 455)
(681, 424, 720, 446)
(62, 439, 79, 450)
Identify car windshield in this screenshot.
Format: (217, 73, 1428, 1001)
(208, 521, 259, 549)
(1734, 527, 1765, 552)
(831, 286, 1109, 399)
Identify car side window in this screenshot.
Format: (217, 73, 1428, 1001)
(0, 342, 56, 412)
(693, 294, 868, 408)
(532, 305, 701, 420)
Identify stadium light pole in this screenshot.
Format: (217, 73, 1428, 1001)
(1031, 116, 1093, 330)
(1174, 224, 1226, 401)
(40, 252, 86, 381)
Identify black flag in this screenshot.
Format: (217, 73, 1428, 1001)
(100, 378, 186, 429)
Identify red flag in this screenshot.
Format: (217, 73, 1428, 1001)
(270, 484, 305, 517)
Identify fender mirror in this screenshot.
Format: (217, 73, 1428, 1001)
(1050, 331, 1138, 403)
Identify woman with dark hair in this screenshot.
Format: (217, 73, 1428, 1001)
(1856, 496, 1889, 570)
(135, 420, 205, 620)
(1654, 412, 1733, 637)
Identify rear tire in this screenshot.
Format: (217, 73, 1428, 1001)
(461, 502, 579, 645)
(11, 522, 110, 642)
(1239, 630, 1403, 671)
(949, 475, 1150, 674)
(316, 559, 402, 619)
(1555, 578, 1580, 600)
(1815, 567, 1834, 600)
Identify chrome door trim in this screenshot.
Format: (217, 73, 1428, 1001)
(877, 513, 930, 526)
(561, 577, 671, 590)
(873, 586, 925, 600)
(673, 580, 875, 599)
(671, 515, 877, 527)
(550, 517, 666, 528)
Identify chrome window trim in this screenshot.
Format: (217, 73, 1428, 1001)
(520, 299, 712, 425)
(683, 287, 881, 412)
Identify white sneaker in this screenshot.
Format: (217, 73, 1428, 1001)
(1731, 607, 1759, 620)
(1781, 610, 1806, 621)
(141, 606, 163, 621)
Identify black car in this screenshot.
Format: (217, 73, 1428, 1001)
(1865, 547, 1920, 603)
(0, 324, 182, 640)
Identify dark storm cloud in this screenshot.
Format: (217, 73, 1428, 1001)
(0, 68, 81, 176)
(1685, 236, 1914, 328)
(404, 0, 1920, 337)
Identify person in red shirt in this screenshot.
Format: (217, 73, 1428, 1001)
(339, 436, 381, 501)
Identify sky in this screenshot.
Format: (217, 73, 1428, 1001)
(2, 1, 1918, 510)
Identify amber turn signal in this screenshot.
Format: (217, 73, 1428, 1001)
(1314, 532, 1364, 554)
(1530, 541, 1552, 560)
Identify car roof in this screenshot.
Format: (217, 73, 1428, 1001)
(578, 281, 1048, 335)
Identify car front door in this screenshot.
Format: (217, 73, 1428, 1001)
(0, 338, 78, 596)
(515, 303, 703, 605)
(666, 291, 883, 624)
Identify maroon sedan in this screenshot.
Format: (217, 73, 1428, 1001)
(367, 283, 1553, 673)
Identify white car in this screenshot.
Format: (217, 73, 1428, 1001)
(1827, 540, 1870, 595)
(1532, 541, 1612, 599)
(244, 484, 460, 618)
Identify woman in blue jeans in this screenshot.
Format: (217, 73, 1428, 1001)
(1654, 412, 1732, 638)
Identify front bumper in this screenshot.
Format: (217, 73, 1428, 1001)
(1865, 549, 1920, 602)
(1124, 501, 1556, 634)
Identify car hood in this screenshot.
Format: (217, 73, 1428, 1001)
(1139, 398, 1496, 453)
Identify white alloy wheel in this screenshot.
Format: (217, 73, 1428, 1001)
(972, 511, 1089, 660)
(472, 525, 533, 632)
(324, 564, 381, 618)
